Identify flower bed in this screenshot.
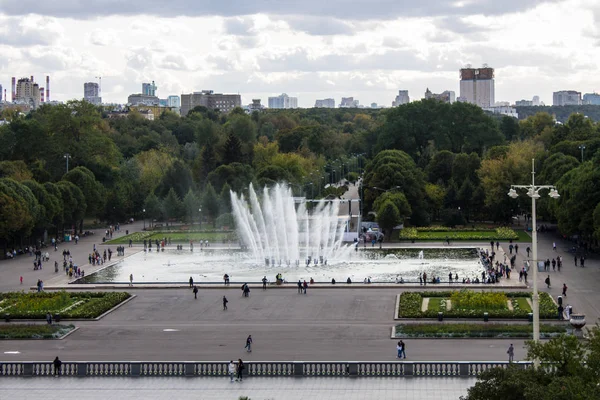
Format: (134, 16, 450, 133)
(398, 290, 554, 319)
(107, 231, 236, 244)
(0, 292, 131, 319)
(399, 227, 518, 241)
(0, 324, 76, 339)
(394, 323, 568, 338)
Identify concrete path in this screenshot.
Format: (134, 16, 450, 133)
(2, 376, 476, 400)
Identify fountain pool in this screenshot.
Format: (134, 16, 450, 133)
(78, 247, 483, 284)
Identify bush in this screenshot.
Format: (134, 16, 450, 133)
(0, 324, 75, 339)
(451, 290, 508, 311)
(398, 291, 556, 319)
(395, 323, 568, 338)
(0, 292, 131, 319)
(399, 227, 518, 241)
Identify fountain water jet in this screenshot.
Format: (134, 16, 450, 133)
(231, 183, 352, 265)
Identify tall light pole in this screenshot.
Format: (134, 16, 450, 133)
(508, 159, 560, 347)
(578, 145, 586, 162)
(143, 209, 146, 230)
(198, 208, 202, 230)
(63, 153, 71, 173)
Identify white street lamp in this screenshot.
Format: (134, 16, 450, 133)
(508, 159, 559, 350)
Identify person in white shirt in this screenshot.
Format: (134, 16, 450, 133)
(228, 360, 236, 382)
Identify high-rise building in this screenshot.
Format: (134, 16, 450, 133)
(314, 98, 335, 108)
(180, 90, 241, 116)
(392, 90, 409, 106)
(268, 93, 298, 109)
(459, 66, 495, 108)
(15, 77, 41, 109)
(142, 81, 157, 97)
(553, 90, 582, 106)
(424, 88, 454, 103)
(0, 84, 3, 102)
(167, 95, 181, 108)
(583, 93, 600, 105)
(532, 96, 541, 106)
(83, 82, 102, 105)
(339, 97, 359, 108)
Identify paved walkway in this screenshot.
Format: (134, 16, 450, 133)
(2, 376, 476, 400)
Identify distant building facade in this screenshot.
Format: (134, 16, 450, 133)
(515, 99, 533, 107)
(424, 88, 455, 103)
(583, 93, 600, 105)
(142, 81, 157, 97)
(268, 93, 298, 109)
(483, 105, 518, 119)
(459, 67, 495, 108)
(127, 94, 160, 106)
(339, 97, 359, 108)
(314, 98, 335, 108)
(392, 90, 409, 107)
(15, 78, 41, 109)
(553, 90, 582, 106)
(167, 95, 181, 108)
(83, 82, 101, 105)
(180, 90, 241, 116)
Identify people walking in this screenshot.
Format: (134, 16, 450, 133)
(303, 280, 308, 294)
(53, 356, 62, 376)
(262, 276, 267, 290)
(574, 256, 578, 267)
(297, 280, 303, 294)
(245, 335, 252, 352)
(193, 285, 198, 299)
(129, 274, 133, 286)
(515, 244, 519, 254)
(580, 256, 585, 268)
(223, 295, 228, 310)
(507, 344, 514, 363)
(545, 275, 551, 289)
(399, 340, 406, 358)
(526, 247, 531, 257)
(189, 276, 194, 288)
(553, 242, 557, 251)
(562, 283, 568, 297)
(236, 359, 244, 381)
(396, 341, 402, 358)
(228, 360, 236, 382)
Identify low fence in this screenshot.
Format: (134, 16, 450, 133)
(0, 361, 531, 377)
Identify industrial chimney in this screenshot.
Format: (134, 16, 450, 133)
(46, 76, 50, 102)
(31, 75, 34, 83)
(40, 88, 45, 103)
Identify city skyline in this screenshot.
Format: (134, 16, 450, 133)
(0, 0, 599, 107)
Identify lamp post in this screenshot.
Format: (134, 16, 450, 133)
(578, 145, 586, 162)
(63, 153, 71, 174)
(508, 159, 560, 348)
(143, 209, 146, 230)
(198, 208, 202, 230)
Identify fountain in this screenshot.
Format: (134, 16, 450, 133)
(230, 183, 353, 265)
(418, 251, 424, 260)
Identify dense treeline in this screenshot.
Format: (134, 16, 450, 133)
(0, 99, 598, 250)
(516, 105, 600, 123)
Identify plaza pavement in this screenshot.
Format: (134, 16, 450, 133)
(0, 217, 598, 364)
(1, 376, 476, 400)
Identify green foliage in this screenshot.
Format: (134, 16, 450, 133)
(0, 324, 76, 339)
(398, 291, 555, 319)
(395, 323, 567, 338)
(376, 200, 401, 237)
(462, 327, 600, 400)
(201, 183, 220, 226)
(162, 188, 183, 221)
(399, 227, 519, 241)
(0, 292, 130, 319)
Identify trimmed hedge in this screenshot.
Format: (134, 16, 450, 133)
(395, 323, 568, 338)
(398, 290, 555, 319)
(399, 227, 518, 241)
(0, 324, 76, 339)
(0, 292, 131, 319)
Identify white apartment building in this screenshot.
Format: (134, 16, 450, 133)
(268, 93, 298, 109)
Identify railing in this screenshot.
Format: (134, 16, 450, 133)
(0, 361, 531, 377)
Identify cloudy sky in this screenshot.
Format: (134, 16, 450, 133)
(0, 0, 598, 107)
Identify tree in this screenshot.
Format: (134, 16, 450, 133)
(143, 192, 162, 226)
(182, 189, 200, 225)
(373, 192, 411, 220)
(219, 183, 232, 214)
(462, 329, 600, 400)
(63, 166, 105, 230)
(201, 183, 220, 227)
(223, 134, 243, 165)
(426, 150, 455, 185)
(376, 200, 401, 239)
(162, 188, 183, 222)
(499, 115, 520, 141)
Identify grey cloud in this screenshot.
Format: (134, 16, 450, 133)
(283, 16, 354, 35)
(157, 54, 190, 71)
(257, 48, 438, 73)
(436, 17, 491, 34)
(223, 17, 255, 36)
(381, 37, 407, 48)
(0, 19, 57, 46)
(126, 48, 154, 70)
(0, 0, 560, 20)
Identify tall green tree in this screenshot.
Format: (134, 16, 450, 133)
(182, 189, 200, 225)
(201, 183, 220, 227)
(162, 188, 183, 222)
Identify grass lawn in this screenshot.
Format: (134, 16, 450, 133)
(0, 324, 75, 339)
(399, 227, 523, 241)
(515, 230, 532, 242)
(106, 231, 236, 244)
(427, 298, 447, 312)
(394, 323, 568, 338)
(514, 297, 533, 312)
